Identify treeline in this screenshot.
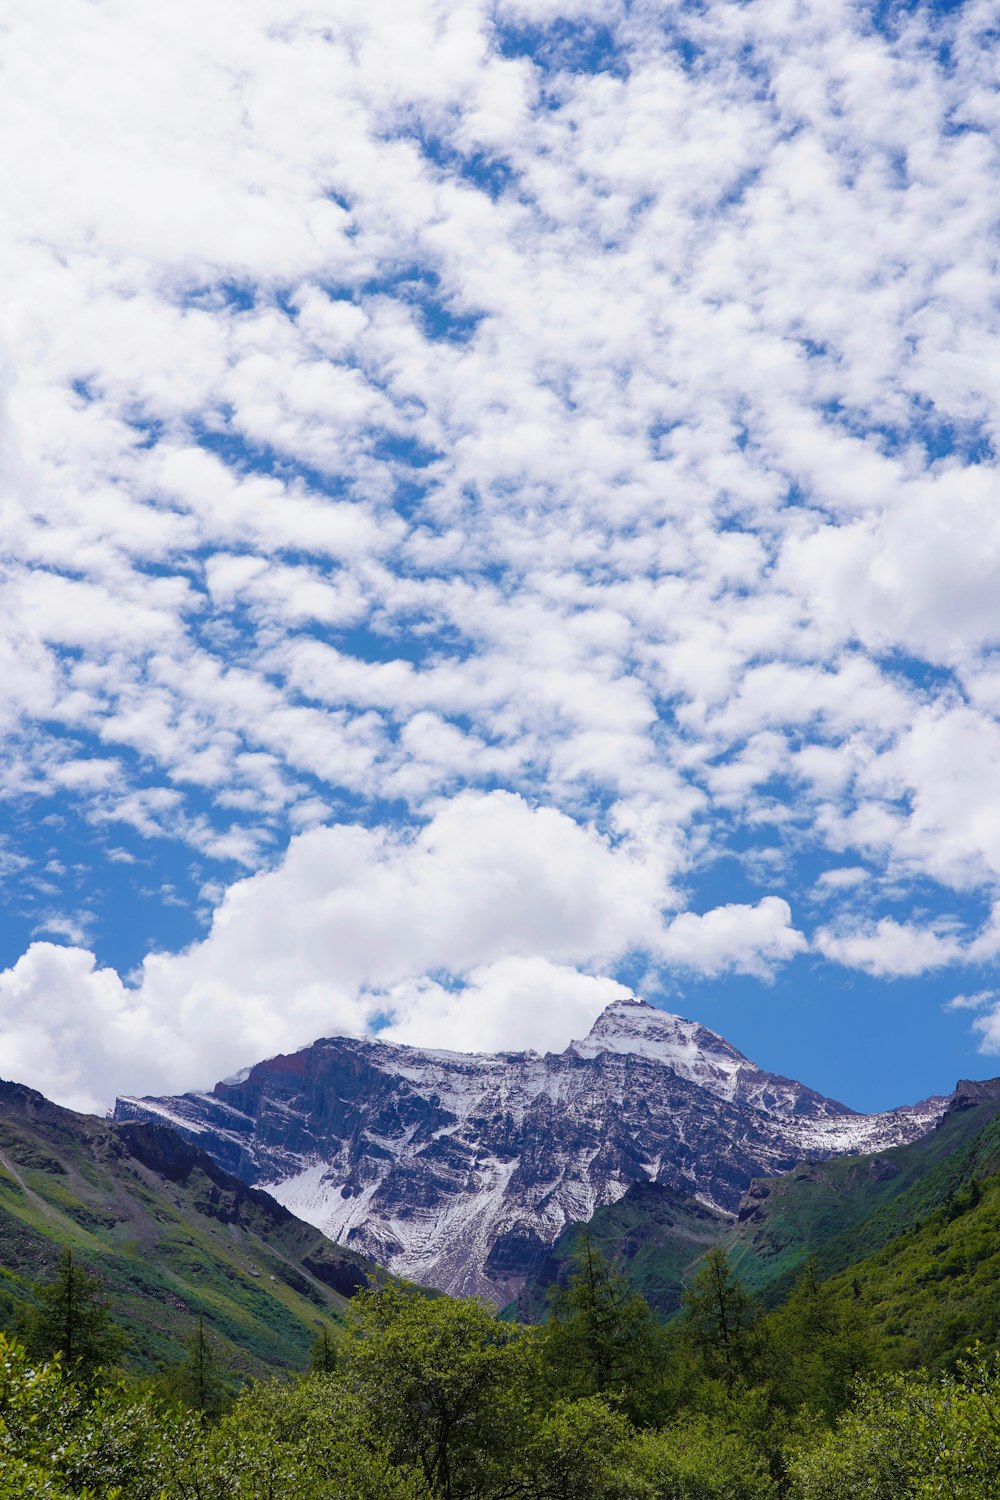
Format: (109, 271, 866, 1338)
(2, 1239, 999, 1498)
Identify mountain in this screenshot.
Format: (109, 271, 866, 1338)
(726, 1076, 1000, 1302)
(0, 1079, 380, 1375)
(113, 998, 944, 1303)
(515, 1075, 1000, 1324)
(514, 1179, 732, 1321)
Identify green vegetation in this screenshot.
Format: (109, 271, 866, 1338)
(159, 1317, 233, 1418)
(819, 1167, 1000, 1371)
(727, 1089, 1000, 1302)
(5, 1247, 1000, 1499)
(516, 1179, 729, 1320)
(7, 1079, 1000, 1495)
(16, 1246, 124, 1382)
(541, 1228, 665, 1422)
(518, 1088, 1000, 1327)
(787, 1349, 1000, 1500)
(0, 1081, 378, 1378)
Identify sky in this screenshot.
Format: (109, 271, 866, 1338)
(2, 0, 1000, 1117)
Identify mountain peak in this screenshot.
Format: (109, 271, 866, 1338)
(569, 998, 752, 1101)
(115, 1012, 946, 1304)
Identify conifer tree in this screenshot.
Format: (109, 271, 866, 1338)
(309, 1323, 338, 1375)
(768, 1257, 880, 1420)
(17, 1247, 123, 1380)
(543, 1230, 662, 1421)
(678, 1246, 763, 1392)
(163, 1317, 230, 1420)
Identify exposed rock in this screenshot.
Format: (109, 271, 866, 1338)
(115, 998, 945, 1303)
(945, 1078, 1000, 1117)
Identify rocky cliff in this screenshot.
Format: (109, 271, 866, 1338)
(114, 998, 944, 1302)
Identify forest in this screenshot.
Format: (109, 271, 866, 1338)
(2, 1233, 999, 1500)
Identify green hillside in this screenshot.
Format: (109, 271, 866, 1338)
(819, 1162, 1000, 1372)
(514, 1077, 1000, 1349)
(727, 1080, 1000, 1303)
(515, 1180, 730, 1320)
(0, 1079, 380, 1377)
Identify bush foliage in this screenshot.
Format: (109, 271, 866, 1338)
(2, 1236, 998, 1499)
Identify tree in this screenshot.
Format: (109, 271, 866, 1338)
(343, 1282, 532, 1500)
(542, 1231, 663, 1422)
(17, 1247, 122, 1380)
(0, 1330, 193, 1500)
(206, 1373, 432, 1500)
(523, 1395, 647, 1500)
(678, 1247, 763, 1393)
(635, 1415, 777, 1500)
(309, 1323, 339, 1375)
(787, 1347, 1000, 1500)
(162, 1317, 231, 1420)
(766, 1258, 880, 1422)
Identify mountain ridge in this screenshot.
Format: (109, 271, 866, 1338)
(0, 1077, 380, 1374)
(114, 998, 946, 1302)
(513, 1071, 1000, 1324)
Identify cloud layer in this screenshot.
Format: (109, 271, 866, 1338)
(2, 0, 1000, 1105)
(0, 792, 805, 1109)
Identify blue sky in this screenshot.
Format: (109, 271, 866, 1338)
(2, 0, 1000, 1114)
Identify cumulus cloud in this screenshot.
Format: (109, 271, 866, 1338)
(143, 791, 673, 1001)
(0, 791, 814, 1109)
(815, 919, 965, 978)
(0, 943, 624, 1112)
(2, 0, 1000, 1101)
(0, 946, 164, 1116)
(658, 898, 807, 980)
(376, 959, 634, 1057)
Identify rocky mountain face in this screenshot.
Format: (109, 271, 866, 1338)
(114, 998, 945, 1303)
(515, 1076, 1000, 1324)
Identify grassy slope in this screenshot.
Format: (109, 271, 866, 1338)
(821, 1164, 1000, 1372)
(0, 1080, 380, 1378)
(726, 1084, 1000, 1303)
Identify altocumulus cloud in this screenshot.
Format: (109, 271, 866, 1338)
(1, 0, 1000, 1104)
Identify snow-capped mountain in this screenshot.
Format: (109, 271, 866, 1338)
(113, 999, 945, 1301)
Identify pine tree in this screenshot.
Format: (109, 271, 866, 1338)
(309, 1323, 338, 1374)
(163, 1317, 230, 1420)
(543, 1231, 662, 1421)
(767, 1257, 880, 1420)
(17, 1247, 123, 1380)
(678, 1246, 763, 1392)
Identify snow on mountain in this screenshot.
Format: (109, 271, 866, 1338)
(114, 998, 946, 1302)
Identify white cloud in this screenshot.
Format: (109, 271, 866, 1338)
(151, 790, 674, 1000)
(972, 1003, 1000, 1057)
(658, 897, 807, 980)
(815, 918, 965, 978)
(31, 913, 92, 946)
(812, 867, 870, 895)
(0, 945, 160, 1115)
(944, 990, 996, 1013)
(376, 959, 633, 1057)
(2, 0, 1000, 1102)
(0, 790, 812, 1108)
